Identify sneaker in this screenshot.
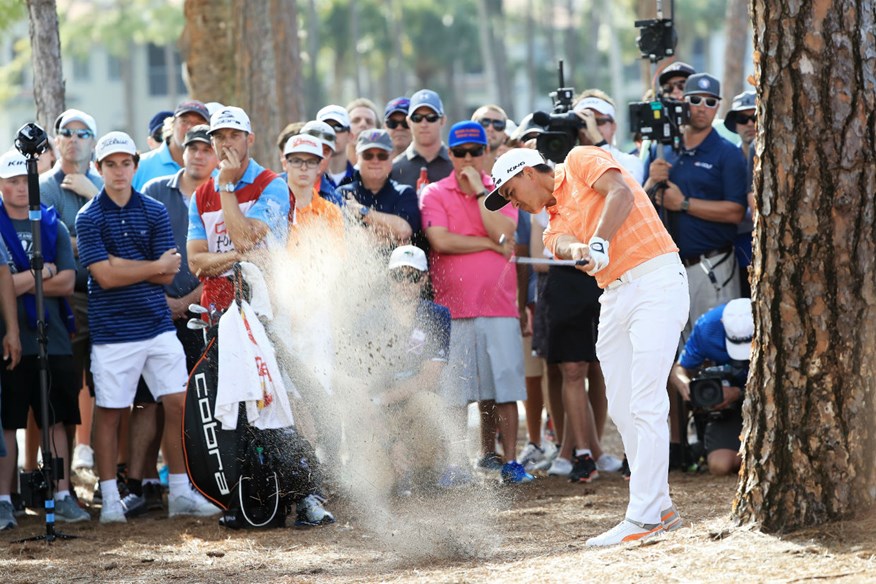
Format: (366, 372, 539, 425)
(120, 492, 147, 518)
(596, 453, 623, 473)
(169, 489, 219, 517)
(437, 465, 475, 489)
(71, 444, 95, 470)
(100, 499, 127, 524)
(585, 519, 664, 547)
(518, 442, 545, 470)
(621, 455, 631, 480)
(54, 495, 91, 523)
(569, 454, 599, 483)
(477, 452, 504, 472)
(143, 482, 164, 511)
(0, 501, 17, 530)
(295, 494, 335, 527)
(547, 457, 572, 477)
(661, 504, 683, 532)
(530, 441, 559, 471)
(500, 461, 534, 484)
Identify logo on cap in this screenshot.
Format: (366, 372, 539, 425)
(698, 78, 711, 90)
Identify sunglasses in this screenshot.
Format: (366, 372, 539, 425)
(686, 95, 720, 108)
(450, 146, 485, 158)
(478, 117, 506, 131)
(326, 122, 350, 133)
(390, 269, 424, 284)
(360, 151, 390, 161)
(304, 129, 336, 143)
(385, 118, 409, 130)
(286, 156, 320, 169)
(409, 113, 441, 124)
(736, 114, 756, 125)
(661, 80, 686, 94)
(59, 128, 94, 139)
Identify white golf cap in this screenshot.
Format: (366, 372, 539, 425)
(209, 106, 252, 135)
(722, 298, 754, 361)
(316, 105, 351, 129)
(300, 120, 337, 153)
(484, 148, 547, 211)
(283, 134, 324, 159)
(55, 109, 97, 135)
(0, 150, 27, 179)
(574, 97, 616, 120)
(388, 245, 428, 272)
(95, 131, 138, 162)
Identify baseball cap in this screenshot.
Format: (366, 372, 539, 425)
(356, 129, 393, 153)
(148, 110, 173, 137)
(209, 106, 252, 135)
(724, 90, 757, 133)
(484, 148, 547, 211)
(658, 61, 696, 87)
(384, 97, 410, 119)
(317, 105, 351, 130)
(511, 113, 546, 142)
(574, 97, 617, 120)
(283, 134, 324, 159)
(0, 150, 27, 179)
(55, 109, 97, 135)
(95, 131, 138, 162)
(301, 120, 337, 153)
(684, 73, 721, 99)
(183, 124, 211, 147)
(205, 102, 225, 116)
(174, 100, 210, 122)
(408, 89, 444, 117)
(448, 121, 487, 148)
(388, 245, 428, 272)
(722, 298, 754, 361)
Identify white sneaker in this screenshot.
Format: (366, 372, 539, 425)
(547, 457, 572, 477)
(100, 499, 127, 524)
(661, 504, 684, 531)
(169, 489, 220, 517)
(586, 519, 664, 547)
(531, 442, 558, 471)
(518, 442, 545, 470)
(72, 444, 94, 470)
(596, 453, 623, 473)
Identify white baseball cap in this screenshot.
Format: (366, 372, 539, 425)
(574, 97, 616, 120)
(209, 106, 252, 135)
(484, 148, 547, 211)
(388, 245, 428, 272)
(95, 131, 138, 162)
(722, 298, 754, 361)
(300, 120, 337, 153)
(0, 150, 27, 179)
(54, 109, 97, 135)
(283, 134, 324, 159)
(316, 105, 351, 130)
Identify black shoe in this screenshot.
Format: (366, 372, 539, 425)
(10, 493, 26, 517)
(477, 452, 504, 472)
(569, 454, 599, 483)
(621, 455, 631, 480)
(143, 482, 164, 511)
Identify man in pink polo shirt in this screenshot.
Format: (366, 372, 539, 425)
(420, 121, 531, 484)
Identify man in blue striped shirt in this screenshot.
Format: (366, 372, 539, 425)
(76, 132, 218, 524)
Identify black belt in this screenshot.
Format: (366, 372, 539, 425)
(681, 245, 733, 268)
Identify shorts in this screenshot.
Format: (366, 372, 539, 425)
(704, 409, 743, 454)
(0, 355, 81, 429)
(134, 318, 207, 405)
(91, 331, 188, 409)
(544, 266, 602, 364)
(440, 317, 525, 407)
(522, 335, 543, 378)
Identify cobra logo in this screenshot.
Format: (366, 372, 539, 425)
(194, 372, 230, 495)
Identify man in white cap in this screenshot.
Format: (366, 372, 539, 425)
(75, 132, 218, 523)
(284, 133, 342, 231)
(0, 149, 89, 526)
(484, 145, 688, 545)
(187, 105, 290, 312)
(573, 90, 644, 183)
(669, 298, 751, 477)
(300, 120, 344, 207)
(316, 104, 355, 189)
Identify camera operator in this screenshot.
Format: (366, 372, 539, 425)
(669, 298, 752, 476)
(572, 90, 644, 184)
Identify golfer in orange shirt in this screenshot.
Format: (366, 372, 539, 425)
(484, 146, 689, 546)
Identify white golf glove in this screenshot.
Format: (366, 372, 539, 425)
(586, 236, 610, 275)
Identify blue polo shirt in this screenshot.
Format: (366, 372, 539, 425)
(643, 129, 748, 259)
(338, 171, 421, 234)
(75, 189, 176, 345)
(132, 142, 180, 192)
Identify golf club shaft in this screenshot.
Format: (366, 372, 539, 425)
(512, 257, 588, 267)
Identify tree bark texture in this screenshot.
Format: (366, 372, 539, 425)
(733, 0, 876, 532)
(181, 0, 235, 106)
(26, 0, 65, 132)
(720, 0, 751, 116)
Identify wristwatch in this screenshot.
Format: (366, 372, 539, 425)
(220, 182, 235, 193)
(680, 197, 690, 213)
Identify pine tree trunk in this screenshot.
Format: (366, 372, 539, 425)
(26, 0, 65, 132)
(733, 0, 876, 532)
(181, 0, 235, 106)
(720, 0, 749, 116)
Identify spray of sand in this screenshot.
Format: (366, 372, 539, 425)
(266, 217, 506, 559)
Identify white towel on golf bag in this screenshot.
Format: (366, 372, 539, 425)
(237, 261, 273, 318)
(215, 300, 294, 430)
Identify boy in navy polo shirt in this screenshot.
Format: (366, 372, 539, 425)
(76, 132, 217, 523)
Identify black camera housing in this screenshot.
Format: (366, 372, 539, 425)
(689, 362, 748, 411)
(532, 61, 582, 164)
(629, 98, 690, 149)
(20, 457, 64, 508)
(15, 122, 49, 158)
(634, 18, 677, 62)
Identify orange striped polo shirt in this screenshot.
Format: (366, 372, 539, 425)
(543, 146, 677, 289)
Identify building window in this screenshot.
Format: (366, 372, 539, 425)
(107, 54, 122, 81)
(147, 43, 185, 97)
(73, 54, 90, 81)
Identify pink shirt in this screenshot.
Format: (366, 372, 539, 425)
(420, 172, 518, 319)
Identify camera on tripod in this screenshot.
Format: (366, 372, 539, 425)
(19, 460, 64, 508)
(532, 61, 582, 164)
